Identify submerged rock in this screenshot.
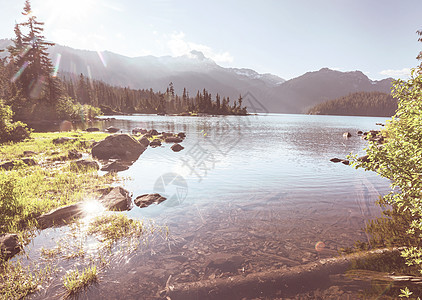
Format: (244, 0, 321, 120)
(86, 127, 100, 132)
(171, 143, 184, 152)
(99, 186, 132, 211)
(165, 137, 183, 143)
(106, 126, 120, 133)
(0, 234, 21, 260)
(134, 193, 167, 208)
(92, 134, 146, 160)
(206, 253, 244, 273)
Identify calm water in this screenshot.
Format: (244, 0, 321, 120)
(30, 114, 392, 299)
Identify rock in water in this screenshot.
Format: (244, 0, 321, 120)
(171, 143, 184, 152)
(343, 132, 352, 138)
(99, 187, 132, 211)
(106, 126, 120, 133)
(164, 137, 183, 143)
(330, 158, 342, 163)
(86, 127, 100, 132)
(92, 134, 146, 160)
(101, 160, 131, 172)
(37, 203, 86, 228)
(139, 137, 150, 147)
(134, 193, 167, 208)
(71, 159, 100, 170)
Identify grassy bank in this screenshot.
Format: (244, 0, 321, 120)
(0, 131, 112, 234)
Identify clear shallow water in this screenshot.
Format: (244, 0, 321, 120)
(30, 114, 392, 299)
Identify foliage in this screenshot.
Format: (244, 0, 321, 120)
(350, 66, 422, 280)
(0, 99, 30, 143)
(56, 96, 102, 121)
(308, 91, 398, 117)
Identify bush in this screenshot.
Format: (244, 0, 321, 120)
(56, 97, 102, 121)
(0, 99, 30, 143)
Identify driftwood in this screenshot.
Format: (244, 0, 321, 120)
(166, 249, 400, 300)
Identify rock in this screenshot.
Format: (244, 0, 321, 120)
(23, 150, 37, 156)
(143, 133, 152, 138)
(52, 137, 76, 144)
(171, 143, 184, 152)
(0, 158, 36, 170)
(106, 126, 120, 133)
(92, 134, 146, 160)
(343, 132, 352, 138)
(148, 129, 159, 136)
(150, 139, 162, 147)
(72, 159, 100, 170)
(134, 193, 167, 208)
(206, 254, 244, 273)
(86, 127, 100, 132)
(358, 155, 370, 163)
(0, 234, 21, 260)
(177, 132, 186, 139)
(101, 160, 131, 172)
(139, 137, 150, 147)
(132, 128, 147, 135)
(99, 187, 132, 211)
(68, 150, 82, 160)
(37, 202, 86, 228)
(376, 123, 385, 126)
(357, 131, 363, 135)
(161, 132, 174, 137)
(341, 160, 350, 165)
(165, 137, 183, 143)
(330, 158, 342, 163)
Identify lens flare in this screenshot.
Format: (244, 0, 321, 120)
(97, 51, 107, 67)
(11, 61, 29, 83)
(315, 241, 325, 252)
(52, 53, 62, 77)
(29, 76, 46, 99)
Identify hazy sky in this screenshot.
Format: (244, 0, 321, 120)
(0, 0, 421, 80)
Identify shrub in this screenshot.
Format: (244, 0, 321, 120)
(0, 99, 30, 143)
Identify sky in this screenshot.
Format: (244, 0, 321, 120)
(0, 0, 421, 81)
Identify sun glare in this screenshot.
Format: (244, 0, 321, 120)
(43, 0, 98, 22)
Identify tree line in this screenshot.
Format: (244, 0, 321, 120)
(307, 91, 398, 117)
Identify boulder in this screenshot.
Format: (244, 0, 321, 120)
(150, 139, 162, 147)
(171, 143, 184, 152)
(161, 132, 174, 137)
(0, 158, 36, 170)
(177, 132, 186, 139)
(343, 132, 352, 138)
(0, 234, 21, 260)
(329, 158, 342, 163)
(165, 137, 183, 143)
(357, 131, 363, 135)
(99, 187, 132, 211)
(139, 137, 150, 147)
(134, 193, 167, 208)
(37, 202, 86, 228)
(92, 134, 146, 160)
(101, 160, 131, 172)
(23, 150, 37, 156)
(72, 159, 100, 170)
(68, 150, 82, 160)
(52, 137, 76, 144)
(86, 127, 100, 132)
(132, 128, 147, 135)
(106, 126, 120, 133)
(341, 160, 350, 165)
(148, 129, 159, 136)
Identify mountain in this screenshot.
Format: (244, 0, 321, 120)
(0, 38, 394, 113)
(308, 91, 397, 117)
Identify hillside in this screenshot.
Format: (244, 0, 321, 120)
(308, 91, 398, 117)
(0, 39, 394, 113)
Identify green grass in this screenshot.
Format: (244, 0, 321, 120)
(0, 131, 115, 234)
(0, 259, 52, 300)
(63, 265, 98, 297)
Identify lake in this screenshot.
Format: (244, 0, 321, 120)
(30, 113, 392, 299)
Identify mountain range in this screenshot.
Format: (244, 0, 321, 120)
(0, 38, 393, 113)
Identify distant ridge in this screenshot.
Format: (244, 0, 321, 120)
(0, 38, 393, 113)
